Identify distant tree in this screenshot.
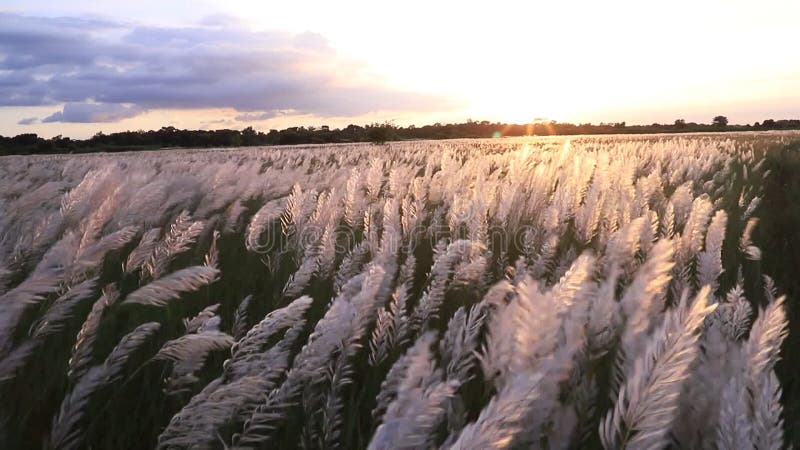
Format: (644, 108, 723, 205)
(37, 139, 54, 152)
(5, 116, 800, 156)
(10, 133, 39, 146)
(230, 134, 242, 147)
(367, 121, 397, 145)
(241, 126, 257, 145)
(712, 116, 729, 127)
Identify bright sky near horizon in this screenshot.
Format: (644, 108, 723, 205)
(1, 0, 799, 138)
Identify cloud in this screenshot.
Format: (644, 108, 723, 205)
(17, 117, 40, 125)
(0, 13, 456, 123)
(197, 14, 246, 28)
(234, 110, 295, 122)
(200, 117, 238, 130)
(41, 103, 145, 123)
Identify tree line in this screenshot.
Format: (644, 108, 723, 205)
(2, 117, 800, 155)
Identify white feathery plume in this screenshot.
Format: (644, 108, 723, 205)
(697, 209, 727, 290)
(530, 232, 558, 279)
(334, 241, 371, 293)
(752, 370, 784, 450)
(604, 217, 645, 274)
(344, 169, 364, 228)
(716, 375, 753, 450)
(245, 197, 285, 252)
(600, 286, 717, 449)
(479, 275, 560, 387)
(618, 240, 674, 368)
(158, 325, 302, 449)
(51, 322, 161, 450)
(122, 265, 219, 307)
(369, 332, 456, 450)
(125, 227, 162, 273)
(226, 296, 313, 380)
(369, 299, 397, 368)
(372, 332, 419, 424)
(739, 218, 761, 261)
(660, 201, 675, 239)
(154, 329, 234, 394)
(182, 304, 220, 334)
(234, 275, 367, 446)
(69, 284, 120, 381)
(744, 295, 787, 382)
(586, 265, 621, 357)
(681, 195, 714, 258)
(410, 240, 483, 334)
(439, 303, 486, 383)
(72, 225, 140, 279)
(445, 373, 544, 450)
(232, 294, 254, 341)
(30, 277, 98, 338)
(149, 211, 205, 279)
(743, 195, 761, 220)
(282, 252, 320, 301)
(551, 252, 595, 312)
(204, 229, 220, 268)
(669, 182, 693, 228)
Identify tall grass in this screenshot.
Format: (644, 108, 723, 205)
(0, 132, 798, 449)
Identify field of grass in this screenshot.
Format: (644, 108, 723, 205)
(1, 132, 800, 449)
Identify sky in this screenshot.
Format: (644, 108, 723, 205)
(1, 0, 799, 138)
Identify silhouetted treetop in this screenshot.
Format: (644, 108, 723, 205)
(2, 117, 799, 155)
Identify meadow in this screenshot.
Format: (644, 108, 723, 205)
(1, 132, 800, 449)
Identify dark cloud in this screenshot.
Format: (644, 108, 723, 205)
(42, 103, 144, 123)
(0, 13, 455, 123)
(17, 117, 39, 125)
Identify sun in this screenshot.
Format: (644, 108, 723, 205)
(463, 88, 579, 126)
